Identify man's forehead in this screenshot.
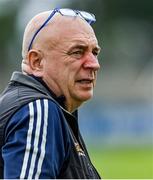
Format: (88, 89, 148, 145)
(68, 38, 99, 48)
(52, 26, 99, 51)
(39, 14, 99, 50)
(47, 14, 95, 36)
(55, 18, 96, 39)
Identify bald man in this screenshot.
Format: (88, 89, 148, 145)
(0, 8, 101, 179)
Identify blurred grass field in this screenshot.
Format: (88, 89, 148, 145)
(89, 145, 153, 179)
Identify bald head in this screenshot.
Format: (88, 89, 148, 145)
(22, 10, 95, 59)
(21, 9, 99, 77)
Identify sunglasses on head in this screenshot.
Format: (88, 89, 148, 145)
(28, 8, 96, 51)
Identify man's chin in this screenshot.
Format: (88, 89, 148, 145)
(78, 92, 93, 102)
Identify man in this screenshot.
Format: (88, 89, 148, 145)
(0, 8, 101, 179)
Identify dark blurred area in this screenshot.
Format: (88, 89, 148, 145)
(0, 0, 152, 178)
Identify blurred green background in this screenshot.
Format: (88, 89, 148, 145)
(89, 146, 153, 178)
(0, 0, 152, 178)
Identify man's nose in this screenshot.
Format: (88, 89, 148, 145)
(83, 53, 100, 71)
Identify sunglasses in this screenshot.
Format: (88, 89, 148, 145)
(28, 8, 96, 51)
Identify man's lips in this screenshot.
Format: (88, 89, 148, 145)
(76, 79, 94, 84)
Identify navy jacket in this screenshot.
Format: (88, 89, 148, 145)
(0, 71, 101, 179)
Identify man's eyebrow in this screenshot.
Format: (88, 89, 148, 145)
(68, 44, 101, 52)
(68, 44, 88, 50)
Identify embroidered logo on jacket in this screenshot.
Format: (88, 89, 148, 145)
(74, 142, 85, 156)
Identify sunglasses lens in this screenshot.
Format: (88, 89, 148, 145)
(60, 9, 76, 16)
(80, 11, 96, 22)
(59, 9, 96, 23)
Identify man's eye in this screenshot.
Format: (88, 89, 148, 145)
(73, 50, 83, 55)
(68, 50, 84, 59)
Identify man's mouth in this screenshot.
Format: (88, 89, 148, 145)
(76, 79, 94, 84)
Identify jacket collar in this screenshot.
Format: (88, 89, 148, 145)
(10, 71, 78, 119)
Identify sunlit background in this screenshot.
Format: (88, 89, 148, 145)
(0, 0, 152, 178)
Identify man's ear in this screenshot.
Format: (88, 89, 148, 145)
(28, 49, 44, 76)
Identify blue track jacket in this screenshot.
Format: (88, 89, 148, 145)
(0, 72, 101, 179)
